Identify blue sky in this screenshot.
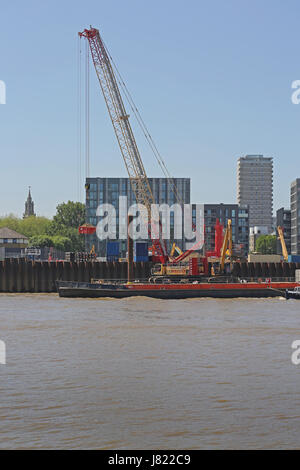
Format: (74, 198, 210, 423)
(0, 0, 299, 217)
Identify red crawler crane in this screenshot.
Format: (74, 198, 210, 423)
(79, 26, 169, 263)
(79, 26, 205, 268)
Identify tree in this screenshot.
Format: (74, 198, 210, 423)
(0, 215, 51, 237)
(50, 201, 85, 229)
(0, 215, 20, 232)
(255, 235, 277, 254)
(18, 216, 51, 238)
(46, 201, 86, 251)
(28, 235, 72, 252)
(28, 235, 54, 248)
(51, 236, 72, 252)
(0, 201, 86, 252)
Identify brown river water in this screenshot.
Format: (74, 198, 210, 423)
(0, 293, 300, 449)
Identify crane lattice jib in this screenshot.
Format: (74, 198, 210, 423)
(79, 28, 153, 209)
(79, 27, 167, 261)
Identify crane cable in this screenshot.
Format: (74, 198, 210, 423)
(77, 35, 83, 202)
(104, 42, 201, 252)
(77, 37, 91, 198)
(85, 38, 90, 179)
(102, 39, 184, 207)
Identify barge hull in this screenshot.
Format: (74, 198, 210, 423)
(57, 282, 296, 299)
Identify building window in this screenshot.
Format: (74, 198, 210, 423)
(89, 191, 97, 200)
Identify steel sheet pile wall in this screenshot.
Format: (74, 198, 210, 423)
(0, 259, 152, 293)
(0, 259, 299, 293)
(231, 261, 300, 280)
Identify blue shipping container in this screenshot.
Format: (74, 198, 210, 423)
(134, 242, 148, 256)
(107, 255, 119, 262)
(107, 241, 120, 257)
(134, 255, 149, 262)
(288, 255, 300, 263)
(134, 242, 148, 262)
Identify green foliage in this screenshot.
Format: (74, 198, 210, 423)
(51, 236, 72, 252)
(0, 201, 86, 252)
(51, 201, 85, 229)
(0, 215, 22, 232)
(0, 215, 51, 237)
(28, 235, 72, 251)
(19, 216, 51, 238)
(46, 201, 86, 251)
(28, 235, 54, 247)
(255, 235, 277, 254)
(50, 227, 85, 252)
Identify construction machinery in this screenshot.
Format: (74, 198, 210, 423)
(150, 255, 209, 282)
(90, 244, 96, 258)
(169, 242, 183, 259)
(79, 27, 169, 263)
(78, 26, 204, 268)
(220, 219, 233, 272)
(277, 226, 289, 262)
(152, 262, 189, 278)
(205, 218, 224, 260)
(79, 27, 238, 281)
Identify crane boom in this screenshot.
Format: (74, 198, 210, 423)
(220, 219, 232, 271)
(277, 226, 288, 262)
(79, 27, 167, 262)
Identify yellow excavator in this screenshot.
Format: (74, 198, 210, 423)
(220, 219, 232, 272)
(277, 226, 288, 262)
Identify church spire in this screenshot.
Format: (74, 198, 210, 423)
(23, 186, 36, 218)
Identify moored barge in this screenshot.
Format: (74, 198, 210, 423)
(56, 280, 299, 299)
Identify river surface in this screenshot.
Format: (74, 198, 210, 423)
(0, 294, 300, 449)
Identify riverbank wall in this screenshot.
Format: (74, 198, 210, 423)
(0, 259, 152, 293)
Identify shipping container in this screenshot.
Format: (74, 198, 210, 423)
(134, 242, 148, 262)
(135, 242, 148, 255)
(288, 255, 300, 263)
(107, 256, 119, 262)
(134, 256, 149, 262)
(106, 241, 120, 257)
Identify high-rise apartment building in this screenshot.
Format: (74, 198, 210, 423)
(85, 177, 190, 256)
(237, 155, 273, 232)
(291, 179, 300, 255)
